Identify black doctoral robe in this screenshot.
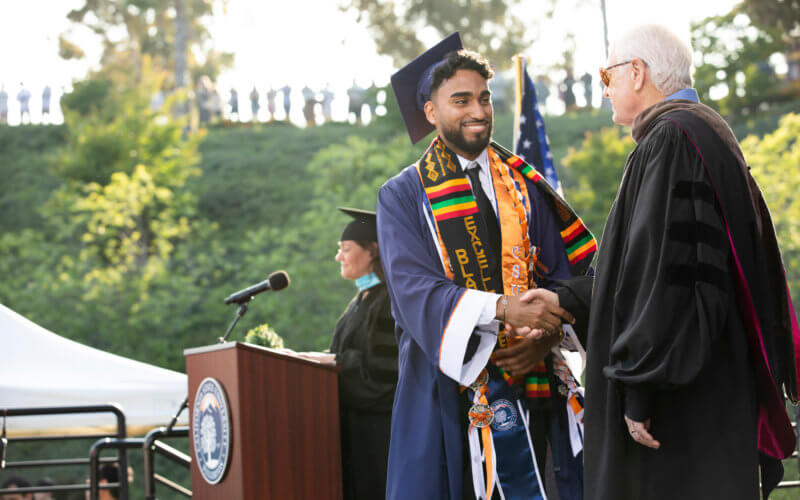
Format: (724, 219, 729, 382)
(557, 101, 797, 500)
(329, 282, 398, 500)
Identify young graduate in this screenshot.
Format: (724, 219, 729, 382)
(377, 33, 594, 500)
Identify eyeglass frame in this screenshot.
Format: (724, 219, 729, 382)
(598, 59, 647, 87)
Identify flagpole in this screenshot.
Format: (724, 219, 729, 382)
(600, 0, 610, 59)
(512, 55, 524, 152)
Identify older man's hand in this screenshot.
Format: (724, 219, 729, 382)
(508, 288, 573, 338)
(491, 332, 561, 376)
(624, 415, 661, 449)
(499, 289, 574, 337)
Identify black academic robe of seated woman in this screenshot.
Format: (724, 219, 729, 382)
(329, 282, 398, 500)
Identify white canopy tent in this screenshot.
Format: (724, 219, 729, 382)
(0, 304, 188, 435)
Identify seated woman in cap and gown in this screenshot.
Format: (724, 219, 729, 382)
(297, 207, 398, 500)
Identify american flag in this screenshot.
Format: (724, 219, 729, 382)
(513, 57, 561, 194)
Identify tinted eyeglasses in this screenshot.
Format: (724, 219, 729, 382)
(599, 60, 633, 87)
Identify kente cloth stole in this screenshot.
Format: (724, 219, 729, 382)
(415, 138, 555, 395)
(417, 137, 547, 499)
(415, 137, 531, 332)
(490, 142, 597, 274)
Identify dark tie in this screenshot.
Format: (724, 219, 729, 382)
(465, 164, 502, 271)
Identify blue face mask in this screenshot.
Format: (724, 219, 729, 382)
(356, 272, 381, 292)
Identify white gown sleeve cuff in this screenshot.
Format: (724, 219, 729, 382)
(478, 292, 502, 328)
(438, 289, 500, 386)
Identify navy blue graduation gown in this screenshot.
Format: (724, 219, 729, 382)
(377, 162, 576, 500)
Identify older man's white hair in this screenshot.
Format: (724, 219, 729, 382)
(610, 24, 693, 96)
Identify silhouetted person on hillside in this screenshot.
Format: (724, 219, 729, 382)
(534, 75, 550, 108)
(196, 76, 212, 124)
(229, 88, 239, 121)
(321, 84, 334, 122)
(281, 84, 292, 120)
(561, 73, 576, 111)
(0, 85, 8, 124)
(41, 86, 51, 124)
(302, 85, 317, 126)
(347, 80, 364, 124)
(581, 72, 593, 109)
(249, 86, 260, 121)
(365, 82, 378, 118)
(17, 83, 31, 125)
(267, 86, 277, 121)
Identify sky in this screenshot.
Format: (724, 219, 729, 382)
(0, 0, 744, 126)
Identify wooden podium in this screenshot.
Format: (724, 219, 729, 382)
(185, 342, 343, 499)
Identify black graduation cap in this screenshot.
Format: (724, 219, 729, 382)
(338, 207, 378, 242)
(391, 32, 463, 144)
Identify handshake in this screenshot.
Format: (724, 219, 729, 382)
(495, 288, 574, 340)
(490, 288, 574, 375)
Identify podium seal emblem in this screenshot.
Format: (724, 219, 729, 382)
(192, 377, 232, 484)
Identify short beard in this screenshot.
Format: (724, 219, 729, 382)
(440, 118, 492, 156)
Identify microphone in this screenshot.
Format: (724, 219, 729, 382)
(223, 271, 290, 305)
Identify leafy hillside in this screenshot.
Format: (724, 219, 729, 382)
(0, 103, 795, 371)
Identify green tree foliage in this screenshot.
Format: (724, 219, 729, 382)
(61, 0, 232, 84)
(0, 64, 228, 370)
(561, 126, 634, 240)
(44, 67, 202, 295)
(691, 9, 787, 116)
(343, 0, 529, 68)
(743, 112, 800, 499)
(57, 72, 200, 185)
(3, 98, 797, 376)
(742, 113, 800, 303)
(740, 0, 800, 33)
(238, 135, 419, 350)
(0, 125, 66, 232)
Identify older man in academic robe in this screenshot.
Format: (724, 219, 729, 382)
(534, 24, 799, 500)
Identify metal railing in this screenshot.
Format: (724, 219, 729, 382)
(0, 404, 129, 499)
(143, 425, 192, 499)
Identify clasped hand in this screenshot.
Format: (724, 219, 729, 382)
(502, 288, 574, 338)
(491, 289, 574, 375)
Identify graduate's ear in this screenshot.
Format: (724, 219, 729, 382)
(631, 58, 648, 91)
(423, 100, 438, 127)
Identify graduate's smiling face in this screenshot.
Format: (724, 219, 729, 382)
(335, 240, 374, 281)
(424, 69, 493, 160)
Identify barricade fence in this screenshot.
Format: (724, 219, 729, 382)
(0, 404, 191, 499)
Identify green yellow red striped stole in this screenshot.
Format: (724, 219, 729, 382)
(415, 137, 503, 293)
(426, 178, 478, 221)
(525, 363, 552, 399)
(499, 364, 551, 400)
(491, 142, 598, 275)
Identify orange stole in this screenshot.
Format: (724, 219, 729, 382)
(488, 148, 532, 351)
